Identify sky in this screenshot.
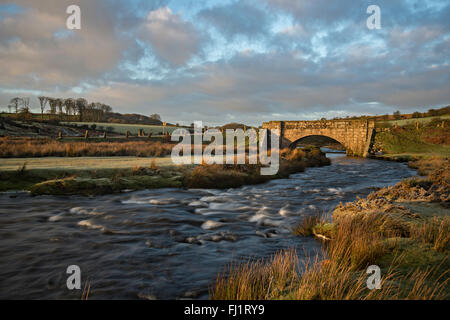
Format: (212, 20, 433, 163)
(0, 0, 449, 126)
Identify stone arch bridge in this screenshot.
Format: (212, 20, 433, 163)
(262, 120, 376, 157)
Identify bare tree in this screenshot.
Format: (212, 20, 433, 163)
(64, 98, 75, 118)
(38, 96, 49, 119)
(22, 97, 30, 110)
(48, 98, 57, 115)
(102, 104, 112, 113)
(9, 98, 22, 113)
(76, 98, 88, 121)
(56, 98, 64, 118)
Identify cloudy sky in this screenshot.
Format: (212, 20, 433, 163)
(0, 0, 449, 126)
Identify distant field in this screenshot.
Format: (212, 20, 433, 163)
(0, 157, 176, 171)
(0, 113, 77, 121)
(376, 114, 450, 127)
(63, 122, 184, 136)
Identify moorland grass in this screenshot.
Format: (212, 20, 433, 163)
(373, 122, 450, 159)
(0, 137, 174, 158)
(211, 212, 449, 300)
(211, 158, 450, 300)
(183, 148, 330, 189)
(0, 147, 330, 195)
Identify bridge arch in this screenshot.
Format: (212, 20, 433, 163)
(289, 134, 347, 151)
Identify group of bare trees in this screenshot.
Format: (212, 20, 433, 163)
(38, 97, 113, 121)
(6, 97, 112, 122)
(7, 97, 30, 114)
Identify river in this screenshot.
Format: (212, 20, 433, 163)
(0, 153, 416, 299)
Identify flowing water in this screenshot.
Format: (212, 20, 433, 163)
(0, 154, 416, 299)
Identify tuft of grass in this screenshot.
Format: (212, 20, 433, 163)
(402, 177, 434, 189)
(149, 159, 158, 170)
(81, 280, 91, 300)
(410, 216, 450, 252)
(292, 214, 324, 237)
(16, 162, 27, 176)
(210, 249, 298, 300)
(408, 157, 447, 176)
(327, 214, 389, 271)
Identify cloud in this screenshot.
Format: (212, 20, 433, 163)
(0, 0, 449, 126)
(139, 7, 204, 66)
(0, 0, 167, 90)
(198, 1, 271, 40)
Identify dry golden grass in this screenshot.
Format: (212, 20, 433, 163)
(81, 280, 91, 300)
(408, 157, 447, 176)
(281, 148, 306, 161)
(326, 213, 407, 270)
(210, 249, 299, 300)
(0, 137, 173, 158)
(294, 253, 448, 300)
(410, 216, 450, 252)
(292, 214, 324, 237)
(183, 164, 252, 189)
(211, 213, 449, 300)
(183, 148, 329, 189)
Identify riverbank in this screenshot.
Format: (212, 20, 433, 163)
(371, 118, 450, 161)
(0, 148, 330, 195)
(211, 157, 449, 300)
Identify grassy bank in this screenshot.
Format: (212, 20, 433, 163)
(211, 158, 449, 300)
(62, 122, 181, 136)
(372, 118, 450, 161)
(183, 148, 330, 189)
(0, 148, 330, 195)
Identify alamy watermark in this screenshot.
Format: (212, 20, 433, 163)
(367, 5, 382, 30)
(66, 5, 381, 32)
(66, 5, 81, 30)
(170, 122, 280, 175)
(66, 265, 81, 290)
(367, 265, 382, 290)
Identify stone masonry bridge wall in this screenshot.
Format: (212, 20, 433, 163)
(262, 120, 376, 157)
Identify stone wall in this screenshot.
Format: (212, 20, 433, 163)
(262, 120, 375, 157)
